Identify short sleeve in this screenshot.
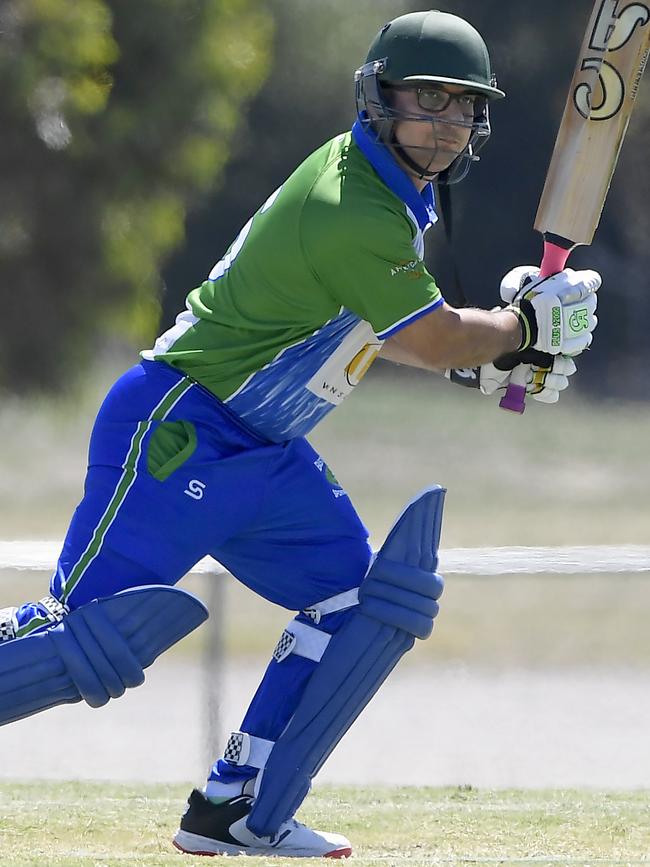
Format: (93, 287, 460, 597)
(301, 196, 443, 340)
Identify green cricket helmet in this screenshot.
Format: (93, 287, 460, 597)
(355, 10, 505, 184)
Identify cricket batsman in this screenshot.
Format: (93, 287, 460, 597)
(0, 11, 600, 858)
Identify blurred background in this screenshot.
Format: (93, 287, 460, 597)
(1, 0, 649, 790)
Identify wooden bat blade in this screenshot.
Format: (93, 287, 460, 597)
(534, 0, 650, 247)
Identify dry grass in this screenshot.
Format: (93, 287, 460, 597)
(1, 781, 649, 866)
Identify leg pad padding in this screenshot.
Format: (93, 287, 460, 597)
(247, 485, 446, 836)
(0, 585, 208, 726)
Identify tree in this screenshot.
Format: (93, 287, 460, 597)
(0, 0, 272, 391)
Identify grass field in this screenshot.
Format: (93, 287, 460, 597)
(1, 782, 649, 866)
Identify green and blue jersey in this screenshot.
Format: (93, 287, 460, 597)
(145, 121, 444, 442)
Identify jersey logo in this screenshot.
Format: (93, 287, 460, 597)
(184, 480, 206, 500)
(345, 343, 381, 387)
(306, 321, 382, 406)
(390, 258, 425, 280)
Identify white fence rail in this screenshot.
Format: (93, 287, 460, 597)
(1, 542, 649, 780)
(1, 541, 649, 574)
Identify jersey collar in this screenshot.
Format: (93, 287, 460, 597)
(351, 117, 438, 233)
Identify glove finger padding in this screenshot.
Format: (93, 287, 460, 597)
(477, 362, 511, 395)
(534, 355, 577, 380)
(528, 355, 577, 403)
(500, 265, 540, 303)
(554, 269, 602, 303)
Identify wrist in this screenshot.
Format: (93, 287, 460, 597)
(502, 305, 528, 351)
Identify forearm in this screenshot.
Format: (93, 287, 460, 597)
(446, 307, 522, 367)
(383, 305, 522, 371)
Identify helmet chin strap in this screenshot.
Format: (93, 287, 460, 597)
(389, 135, 439, 182)
(388, 125, 470, 184)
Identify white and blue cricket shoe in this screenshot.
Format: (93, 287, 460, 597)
(173, 788, 352, 858)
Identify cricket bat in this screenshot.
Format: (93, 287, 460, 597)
(499, 0, 650, 414)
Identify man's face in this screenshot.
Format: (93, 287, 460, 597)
(387, 84, 477, 179)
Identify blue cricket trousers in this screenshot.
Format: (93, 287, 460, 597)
(27, 360, 373, 783)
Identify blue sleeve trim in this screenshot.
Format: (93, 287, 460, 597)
(376, 296, 444, 340)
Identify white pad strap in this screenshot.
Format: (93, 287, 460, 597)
(272, 619, 331, 663)
(224, 731, 275, 769)
(302, 588, 359, 625)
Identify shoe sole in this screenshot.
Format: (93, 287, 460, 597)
(173, 830, 352, 858)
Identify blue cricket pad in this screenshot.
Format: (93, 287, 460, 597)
(247, 485, 445, 837)
(0, 585, 208, 727)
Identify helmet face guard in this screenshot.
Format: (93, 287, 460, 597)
(355, 58, 492, 185)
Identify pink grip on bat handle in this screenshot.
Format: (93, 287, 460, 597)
(499, 239, 572, 414)
(538, 241, 571, 278)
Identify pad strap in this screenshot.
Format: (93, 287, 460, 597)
(224, 731, 274, 769)
(272, 620, 331, 663)
(302, 589, 359, 624)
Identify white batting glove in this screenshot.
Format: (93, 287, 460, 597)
(444, 364, 506, 394)
(446, 354, 578, 405)
(501, 265, 600, 355)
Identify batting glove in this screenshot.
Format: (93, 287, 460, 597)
(490, 348, 578, 404)
(446, 351, 578, 405)
(501, 265, 600, 356)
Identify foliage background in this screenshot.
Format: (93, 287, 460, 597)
(2, 0, 649, 397)
(1, 0, 273, 390)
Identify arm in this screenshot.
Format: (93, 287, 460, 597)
(383, 265, 600, 372)
(382, 301, 522, 371)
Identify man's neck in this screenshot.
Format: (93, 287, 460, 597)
(389, 148, 435, 192)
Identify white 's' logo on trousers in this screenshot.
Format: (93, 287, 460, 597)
(184, 480, 206, 500)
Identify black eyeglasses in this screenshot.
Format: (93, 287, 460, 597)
(385, 84, 481, 116)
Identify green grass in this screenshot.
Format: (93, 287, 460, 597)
(0, 782, 649, 865)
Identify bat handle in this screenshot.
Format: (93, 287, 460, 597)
(499, 365, 528, 413)
(538, 240, 572, 279)
(499, 238, 573, 414)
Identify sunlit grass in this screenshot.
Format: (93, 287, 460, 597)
(1, 781, 649, 866)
